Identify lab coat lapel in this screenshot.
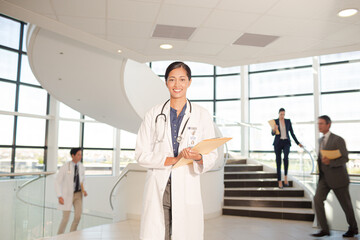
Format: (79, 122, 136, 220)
(178, 105, 191, 151)
(164, 104, 173, 155)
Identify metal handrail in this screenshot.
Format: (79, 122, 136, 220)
(212, 116, 262, 130)
(109, 142, 230, 210)
(109, 169, 146, 210)
(302, 146, 316, 174)
(0, 171, 55, 177)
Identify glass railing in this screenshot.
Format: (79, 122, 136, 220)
(0, 172, 112, 240)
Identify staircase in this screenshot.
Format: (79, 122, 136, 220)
(222, 158, 314, 221)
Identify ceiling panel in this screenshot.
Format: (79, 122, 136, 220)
(107, 19, 153, 38)
(58, 16, 106, 35)
(247, 15, 348, 39)
(184, 42, 225, 55)
(191, 27, 240, 44)
(269, 0, 360, 23)
(107, 0, 160, 22)
(217, 0, 279, 13)
(163, 0, 221, 8)
(5, 0, 55, 15)
(157, 4, 212, 27)
(203, 10, 261, 30)
(52, 0, 106, 18)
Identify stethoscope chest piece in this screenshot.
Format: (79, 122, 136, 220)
(155, 99, 192, 143)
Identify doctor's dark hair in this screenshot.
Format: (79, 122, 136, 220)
(70, 148, 82, 156)
(164, 61, 191, 81)
(279, 108, 285, 113)
(318, 115, 331, 125)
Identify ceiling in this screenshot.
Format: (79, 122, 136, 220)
(1, 0, 360, 67)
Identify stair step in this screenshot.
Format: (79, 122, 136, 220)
(224, 196, 312, 208)
(224, 179, 293, 188)
(224, 187, 304, 197)
(224, 164, 263, 172)
(224, 171, 277, 179)
(222, 206, 314, 221)
(226, 159, 247, 164)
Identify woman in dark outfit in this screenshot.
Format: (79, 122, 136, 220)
(271, 108, 303, 188)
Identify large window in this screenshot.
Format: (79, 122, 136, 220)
(58, 103, 117, 176)
(320, 52, 360, 173)
(1, 13, 360, 176)
(0, 15, 47, 174)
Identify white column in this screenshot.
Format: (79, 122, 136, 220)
(46, 96, 59, 172)
(241, 65, 249, 157)
(313, 56, 321, 151)
(113, 129, 121, 176)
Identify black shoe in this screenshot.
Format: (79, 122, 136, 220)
(343, 229, 358, 238)
(284, 183, 290, 187)
(311, 230, 330, 237)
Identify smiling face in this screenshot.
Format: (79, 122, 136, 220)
(165, 67, 192, 100)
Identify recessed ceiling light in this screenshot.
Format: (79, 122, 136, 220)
(117, 49, 122, 53)
(160, 44, 173, 50)
(337, 8, 358, 17)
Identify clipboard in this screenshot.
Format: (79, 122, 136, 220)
(172, 137, 232, 169)
(268, 119, 280, 135)
(320, 149, 342, 160)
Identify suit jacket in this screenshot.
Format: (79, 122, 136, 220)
(271, 118, 300, 146)
(317, 132, 349, 189)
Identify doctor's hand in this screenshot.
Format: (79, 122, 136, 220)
(58, 197, 64, 205)
(164, 152, 184, 166)
(83, 190, 88, 197)
(183, 148, 203, 164)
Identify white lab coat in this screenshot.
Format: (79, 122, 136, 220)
(54, 161, 86, 211)
(135, 102, 218, 240)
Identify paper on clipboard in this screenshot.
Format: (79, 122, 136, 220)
(172, 137, 232, 169)
(320, 149, 342, 160)
(268, 119, 280, 135)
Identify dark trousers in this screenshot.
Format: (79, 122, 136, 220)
(274, 139, 290, 181)
(163, 178, 171, 240)
(314, 178, 358, 233)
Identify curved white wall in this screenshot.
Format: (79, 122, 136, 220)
(27, 26, 168, 133)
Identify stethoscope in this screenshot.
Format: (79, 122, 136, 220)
(155, 99, 192, 143)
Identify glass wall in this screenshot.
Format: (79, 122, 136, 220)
(1, 13, 360, 176)
(320, 52, 360, 174)
(0, 14, 133, 176)
(0, 14, 47, 174)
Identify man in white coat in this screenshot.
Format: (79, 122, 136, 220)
(55, 148, 87, 234)
(136, 62, 217, 240)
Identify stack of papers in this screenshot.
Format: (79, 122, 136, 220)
(268, 119, 280, 135)
(320, 149, 342, 159)
(172, 137, 232, 169)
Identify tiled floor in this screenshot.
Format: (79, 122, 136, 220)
(41, 215, 358, 240)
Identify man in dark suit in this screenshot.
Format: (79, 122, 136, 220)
(311, 115, 358, 238)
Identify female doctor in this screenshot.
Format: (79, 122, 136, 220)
(135, 61, 218, 240)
